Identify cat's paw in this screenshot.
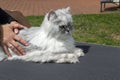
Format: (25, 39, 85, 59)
(74, 48, 84, 57)
(55, 54, 79, 63)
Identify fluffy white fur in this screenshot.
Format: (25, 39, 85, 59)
(0, 7, 84, 63)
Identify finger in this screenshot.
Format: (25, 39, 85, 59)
(14, 35, 29, 46)
(3, 45, 12, 57)
(10, 46, 23, 56)
(8, 43, 21, 55)
(10, 40, 25, 55)
(10, 21, 25, 28)
(14, 23, 25, 29)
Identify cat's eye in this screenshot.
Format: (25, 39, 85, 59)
(59, 25, 66, 29)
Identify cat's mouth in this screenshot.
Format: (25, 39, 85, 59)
(59, 25, 72, 34)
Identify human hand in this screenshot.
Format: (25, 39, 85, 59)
(0, 22, 29, 57)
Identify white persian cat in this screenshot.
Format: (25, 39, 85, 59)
(0, 7, 84, 63)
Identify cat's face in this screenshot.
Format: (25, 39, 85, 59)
(47, 7, 73, 34)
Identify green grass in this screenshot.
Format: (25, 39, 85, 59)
(26, 12, 120, 46)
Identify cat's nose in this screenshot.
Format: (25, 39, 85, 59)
(66, 30, 69, 32)
(65, 29, 70, 34)
(66, 28, 70, 32)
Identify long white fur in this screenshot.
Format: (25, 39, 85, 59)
(0, 7, 84, 63)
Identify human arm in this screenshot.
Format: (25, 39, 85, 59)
(0, 8, 16, 24)
(0, 8, 29, 56)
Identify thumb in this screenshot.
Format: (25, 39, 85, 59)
(10, 21, 25, 29)
(14, 28, 19, 34)
(14, 23, 25, 29)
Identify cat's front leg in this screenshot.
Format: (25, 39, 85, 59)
(74, 48, 84, 57)
(54, 53, 79, 63)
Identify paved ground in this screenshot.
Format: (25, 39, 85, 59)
(0, 0, 119, 16)
(0, 42, 120, 80)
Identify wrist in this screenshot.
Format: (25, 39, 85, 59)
(8, 17, 17, 24)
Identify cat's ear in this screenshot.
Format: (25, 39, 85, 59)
(48, 10, 57, 21)
(66, 7, 70, 11)
(65, 7, 70, 13)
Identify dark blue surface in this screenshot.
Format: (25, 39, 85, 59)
(100, 0, 113, 2)
(0, 42, 120, 80)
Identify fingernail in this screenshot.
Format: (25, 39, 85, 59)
(21, 26, 26, 28)
(23, 52, 26, 55)
(22, 51, 26, 55)
(25, 43, 29, 46)
(14, 29, 18, 34)
(8, 55, 12, 57)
